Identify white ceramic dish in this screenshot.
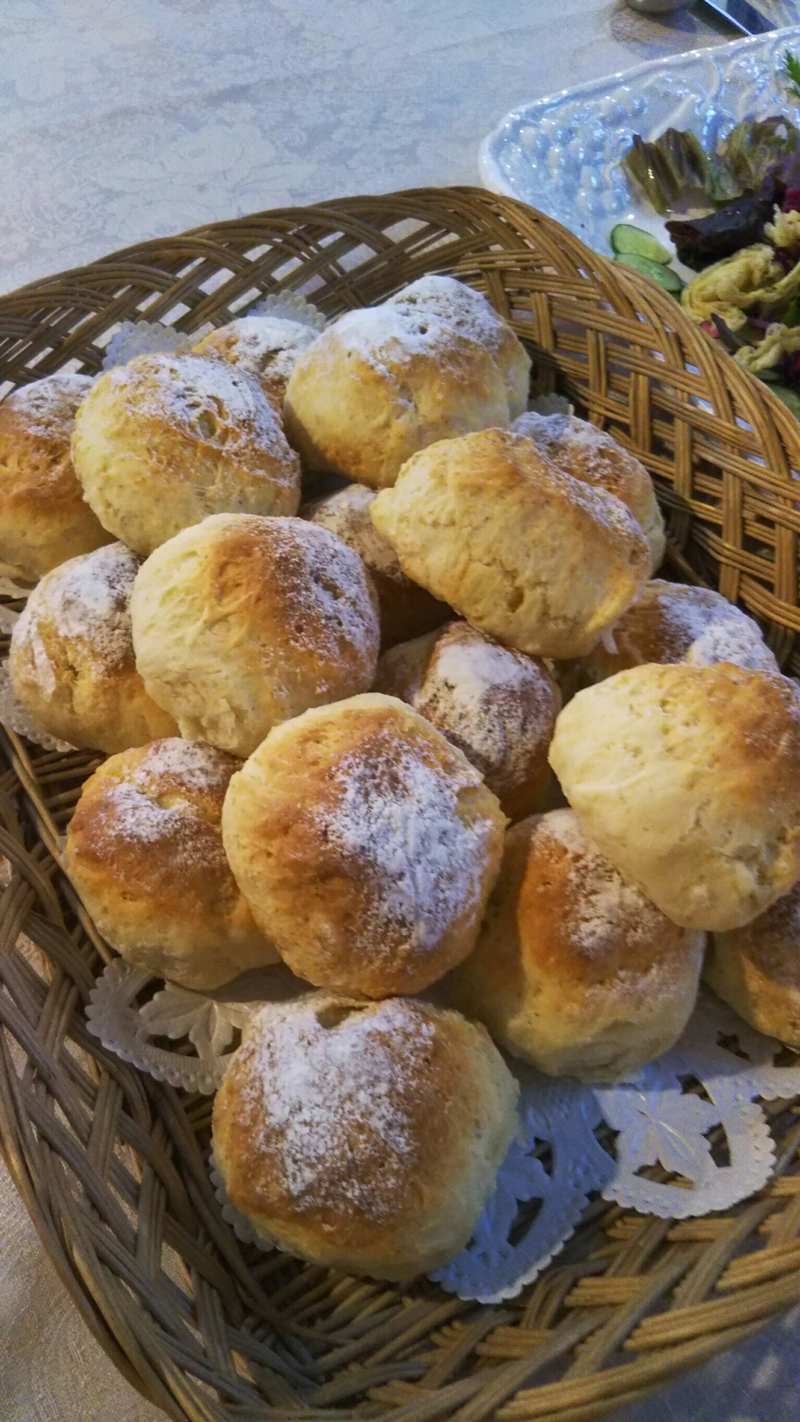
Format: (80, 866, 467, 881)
(479, 25, 800, 261)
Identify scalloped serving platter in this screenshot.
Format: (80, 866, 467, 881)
(480, 24, 800, 264)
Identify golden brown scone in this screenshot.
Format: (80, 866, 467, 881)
(549, 663, 800, 932)
(283, 305, 510, 488)
(221, 694, 507, 997)
(513, 411, 665, 571)
(705, 881, 800, 1047)
(370, 428, 650, 658)
(388, 275, 531, 419)
(446, 810, 704, 1080)
(192, 316, 317, 408)
(9, 543, 178, 753)
(304, 483, 449, 649)
(376, 621, 561, 821)
(71, 353, 301, 555)
(0, 373, 111, 582)
(130, 514, 380, 757)
(212, 993, 518, 1280)
(66, 739, 278, 989)
(579, 579, 778, 683)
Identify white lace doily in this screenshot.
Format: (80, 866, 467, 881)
(246, 291, 327, 331)
(101, 318, 201, 370)
(86, 958, 306, 1094)
(0, 661, 77, 753)
(86, 961, 800, 1300)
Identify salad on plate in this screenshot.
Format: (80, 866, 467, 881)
(612, 52, 800, 417)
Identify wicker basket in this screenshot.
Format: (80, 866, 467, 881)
(1, 187, 799, 1422)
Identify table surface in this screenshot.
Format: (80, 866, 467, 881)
(1, 2, 800, 1419)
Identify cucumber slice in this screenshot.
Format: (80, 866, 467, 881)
(610, 224, 673, 264)
(615, 252, 685, 294)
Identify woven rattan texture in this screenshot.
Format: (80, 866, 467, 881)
(1, 187, 799, 1422)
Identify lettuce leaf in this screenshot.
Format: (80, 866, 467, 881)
(622, 117, 800, 216)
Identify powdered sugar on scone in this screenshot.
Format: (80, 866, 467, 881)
(306, 483, 400, 578)
(319, 735, 488, 957)
(411, 623, 559, 795)
(232, 995, 437, 1218)
(12, 542, 139, 671)
(536, 809, 669, 961)
(4, 373, 94, 440)
(388, 275, 511, 358)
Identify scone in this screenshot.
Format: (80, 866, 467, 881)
(66, 739, 278, 989)
(549, 662, 800, 931)
(305, 483, 448, 649)
(370, 428, 650, 658)
(376, 621, 561, 820)
(9, 543, 178, 754)
(0, 373, 110, 582)
(212, 993, 518, 1280)
(446, 809, 705, 1080)
(130, 514, 380, 757)
(221, 694, 507, 997)
(579, 579, 778, 683)
(513, 411, 665, 571)
(71, 352, 301, 555)
(705, 881, 800, 1047)
(388, 275, 531, 419)
(283, 305, 510, 488)
(192, 316, 317, 408)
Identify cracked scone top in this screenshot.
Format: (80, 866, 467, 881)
(370, 427, 650, 658)
(71, 351, 301, 555)
(549, 662, 800, 931)
(212, 993, 518, 1280)
(221, 693, 507, 997)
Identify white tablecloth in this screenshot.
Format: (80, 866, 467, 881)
(1, 2, 799, 1418)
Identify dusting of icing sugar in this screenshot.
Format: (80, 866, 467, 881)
(231, 995, 437, 1218)
(3, 373, 94, 440)
(266, 519, 379, 671)
(536, 809, 667, 958)
(621, 582, 777, 672)
(306, 484, 401, 579)
(413, 626, 558, 789)
(92, 780, 221, 876)
(106, 352, 289, 461)
(388, 275, 511, 356)
(201, 317, 316, 391)
(128, 738, 237, 795)
(318, 737, 487, 956)
(660, 594, 778, 672)
(514, 411, 627, 466)
(328, 305, 483, 378)
(683, 619, 778, 672)
(13, 542, 139, 671)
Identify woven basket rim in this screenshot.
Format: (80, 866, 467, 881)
(1, 184, 799, 1422)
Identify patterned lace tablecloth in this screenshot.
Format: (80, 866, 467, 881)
(1, 1, 799, 1419)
